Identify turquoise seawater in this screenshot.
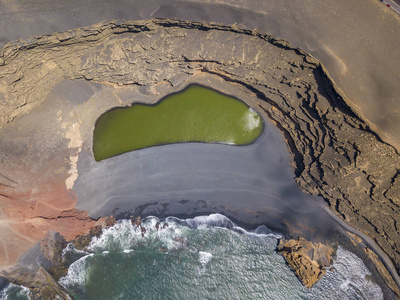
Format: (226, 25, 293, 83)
(53, 214, 383, 300)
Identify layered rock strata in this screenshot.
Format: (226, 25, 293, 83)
(277, 237, 334, 288)
(0, 18, 400, 291)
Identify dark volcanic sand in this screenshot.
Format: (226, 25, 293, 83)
(74, 116, 343, 241)
(72, 114, 399, 298)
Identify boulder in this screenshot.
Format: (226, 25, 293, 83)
(277, 237, 334, 288)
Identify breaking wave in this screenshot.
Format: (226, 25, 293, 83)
(0, 283, 31, 300)
(58, 214, 384, 300)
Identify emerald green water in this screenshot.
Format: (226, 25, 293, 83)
(93, 85, 263, 161)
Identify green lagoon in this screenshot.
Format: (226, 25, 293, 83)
(93, 85, 263, 161)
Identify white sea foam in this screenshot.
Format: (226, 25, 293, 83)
(62, 243, 89, 260)
(19, 285, 31, 299)
(59, 254, 92, 291)
(86, 214, 280, 256)
(87, 218, 190, 253)
(242, 230, 282, 239)
(242, 107, 261, 131)
(0, 283, 31, 300)
(183, 213, 280, 239)
(310, 246, 384, 299)
(184, 213, 234, 229)
(253, 224, 282, 239)
(58, 214, 385, 299)
(334, 247, 383, 299)
(87, 220, 137, 252)
(231, 225, 282, 239)
(199, 251, 213, 266)
(339, 279, 350, 290)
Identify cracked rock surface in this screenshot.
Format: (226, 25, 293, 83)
(0, 19, 400, 294)
(277, 237, 334, 288)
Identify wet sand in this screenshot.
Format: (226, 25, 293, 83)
(74, 111, 400, 291)
(74, 115, 336, 241)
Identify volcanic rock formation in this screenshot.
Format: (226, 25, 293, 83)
(277, 237, 334, 288)
(0, 18, 400, 295)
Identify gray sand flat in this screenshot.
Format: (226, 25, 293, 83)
(74, 116, 335, 240)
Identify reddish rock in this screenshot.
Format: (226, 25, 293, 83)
(105, 215, 116, 227)
(0, 177, 102, 272)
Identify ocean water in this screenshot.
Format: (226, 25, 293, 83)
(0, 283, 30, 300)
(54, 214, 383, 300)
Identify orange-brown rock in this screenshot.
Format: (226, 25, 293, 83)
(0, 176, 104, 272)
(277, 237, 334, 288)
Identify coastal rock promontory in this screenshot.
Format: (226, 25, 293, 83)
(278, 237, 334, 288)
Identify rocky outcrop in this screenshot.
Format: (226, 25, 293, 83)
(277, 237, 334, 288)
(1, 231, 73, 299)
(4, 266, 71, 300)
(40, 231, 68, 281)
(1, 18, 400, 290)
(71, 224, 103, 250)
(4, 224, 110, 299)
